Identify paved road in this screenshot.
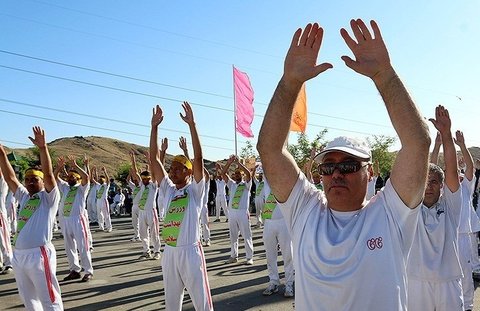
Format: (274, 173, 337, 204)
(1, 216, 479, 310)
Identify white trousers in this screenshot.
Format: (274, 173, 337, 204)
(201, 206, 210, 241)
(228, 209, 253, 259)
(0, 212, 13, 267)
(131, 205, 140, 239)
(86, 199, 97, 223)
(96, 198, 112, 230)
(139, 209, 161, 253)
(407, 278, 463, 311)
(254, 197, 264, 225)
(215, 195, 228, 220)
(470, 232, 480, 270)
(162, 243, 213, 311)
(7, 202, 17, 234)
(12, 243, 64, 310)
(262, 218, 294, 286)
(459, 233, 474, 310)
(62, 214, 93, 275)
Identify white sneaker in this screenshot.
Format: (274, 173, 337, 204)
(246, 258, 254, 265)
(106, 228, 112, 233)
(151, 252, 161, 260)
(262, 283, 279, 296)
(204, 240, 211, 247)
(225, 257, 238, 264)
(284, 284, 294, 298)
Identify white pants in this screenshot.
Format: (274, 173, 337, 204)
(96, 198, 112, 230)
(201, 206, 210, 241)
(162, 243, 213, 311)
(13, 243, 63, 310)
(139, 208, 161, 253)
(470, 232, 480, 270)
(254, 197, 264, 225)
(459, 233, 474, 310)
(62, 214, 93, 275)
(262, 218, 294, 286)
(131, 205, 140, 239)
(0, 212, 13, 267)
(7, 202, 17, 234)
(86, 199, 97, 223)
(215, 195, 228, 220)
(408, 278, 463, 311)
(228, 209, 253, 259)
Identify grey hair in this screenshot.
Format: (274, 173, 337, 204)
(428, 163, 445, 183)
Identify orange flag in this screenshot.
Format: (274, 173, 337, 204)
(290, 84, 307, 132)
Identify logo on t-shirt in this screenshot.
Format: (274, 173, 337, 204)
(367, 237, 383, 250)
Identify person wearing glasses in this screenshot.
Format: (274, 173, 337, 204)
(257, 19, 430, 310)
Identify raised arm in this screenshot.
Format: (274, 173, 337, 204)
(257, 23, 332, 202)
(180, 101, 203, 183)
(430, 132, 441, 165)
(68, 155, 89, 186)
(235, 157, 252, 183)
(454, 130, 474, 181)
(178, 136, 191, 161)
(149, 105, 168, 182)
(102, 167, 109, 184)
(159, 137, 168, 165)
(340, 19, 430, 208)
(29, 126, 56, 192)
(0, 144, 21, 193)
(129, 151, 141, 183)
(53, 156, 67, 181)
(429, 105, 459, 192)
(220, 156, 236, 183)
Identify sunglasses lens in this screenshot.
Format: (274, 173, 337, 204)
(338, 162, 359, 174)
(320, 161, 362, 175)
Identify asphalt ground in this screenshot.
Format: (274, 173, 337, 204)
(1, 216, 480, 310)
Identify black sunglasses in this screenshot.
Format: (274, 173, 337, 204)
(318, 161, 369, 176)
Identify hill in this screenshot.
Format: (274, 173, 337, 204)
(9, 136, 219, 179)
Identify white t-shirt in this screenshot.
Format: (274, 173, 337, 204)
(114, 193, 125, 204)
(14, 185, 60, 249)
(279, 172, 419, 311)
(94, 182, 110, 207)
(227, 179, 252, 211)
(57, 179, 89, 218)
(459, 178, 475, 234)
(0, 176, 8, 215)
(133, 182, 158, 212)
(215, 179, 226, 197)
(203, 177, 210, 207)
(407, 185, 462, 281)
(366, 176, 377, 200)
(159, 176, 205, 246)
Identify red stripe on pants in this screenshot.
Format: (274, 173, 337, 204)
(40, 245, 56, 303)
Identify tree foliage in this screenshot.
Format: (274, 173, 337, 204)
(287, 129, 328, 168)
(115, 162, 132, 187)
(239, 141, 257, 160)
(367, 135, 396, 176)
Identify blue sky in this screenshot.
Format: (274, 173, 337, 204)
(1, 0, 479, 161)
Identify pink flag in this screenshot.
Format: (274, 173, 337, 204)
(233, 66, 254, 138)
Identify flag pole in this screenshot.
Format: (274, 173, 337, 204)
(233, 65, 238, 156)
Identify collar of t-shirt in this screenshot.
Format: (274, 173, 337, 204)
(330, 208, 363, 227)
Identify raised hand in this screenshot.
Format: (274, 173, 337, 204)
(28, 126, 46, 148)
(129, 150, 136, 162)
(179, 136, 188, 153)
(434, 132, 442, 146)
(454, 130, 465, 146)
(429, 105, 451, 134)
(151, 105, 164, 127)
(340, 19, 391, 80)
(161, 137, 168, 152)
(57, 156, 66, 168)
(67, 155, 77, 167)
(83, 154, 89, 166)
(180, 101, 195, 125)
(284, 23, 332, 85)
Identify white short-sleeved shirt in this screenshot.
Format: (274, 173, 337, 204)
(203, 177, 210, 207)
(0, 176, 8, 215)
(159, 176, 205, 247)
(94, 182, 110, 206)
(86, 184, 97, 205)
(279, 172, 419, 311)
(215, 179, 226, 197)
(407, 185, 462, 281)
(57, 179, 89, 218)
(227, 179, 252, 211)
(458, 178, 475, 234)
(133, 182, 158, 212)
(366, 176, 378, 200)
(14, 185, 60, 249)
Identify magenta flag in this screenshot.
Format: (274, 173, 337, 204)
(233, 66, 254, 138)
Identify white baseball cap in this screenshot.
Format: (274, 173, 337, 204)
(314, 136, 371, 164)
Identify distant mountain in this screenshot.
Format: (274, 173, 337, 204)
(10, 136, 218, 177)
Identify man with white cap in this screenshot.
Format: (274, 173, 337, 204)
(150, 102, 213, 311)
(257, 19, 430, 310)
(0, 126, 64, 310)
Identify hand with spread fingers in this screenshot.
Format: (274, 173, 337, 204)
(151, 105, 164, 127)
(180, 101, 195, 126)
(429, 105, 451, 135)
(28, 126, 47, 148)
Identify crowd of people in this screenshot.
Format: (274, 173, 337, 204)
(1, 18, 480, 311)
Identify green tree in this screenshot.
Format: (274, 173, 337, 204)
(287, 129, 328, 168)
(115, 162, 132, 187)
(239, 141, 257, 160)
(367, 135, 396, 176)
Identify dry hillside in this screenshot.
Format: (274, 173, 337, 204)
(10, 136, 218, 178)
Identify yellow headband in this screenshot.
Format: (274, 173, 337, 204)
(25, 169, 44, 179)
(68, 172, 81, 180)
(172, 155, 192, 170)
